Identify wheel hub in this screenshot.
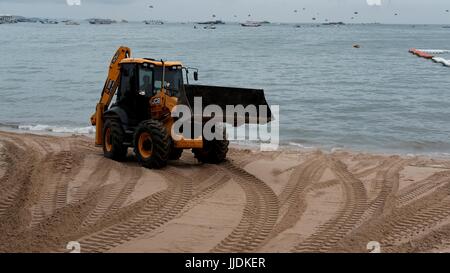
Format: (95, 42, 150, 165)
(138, 132, 153, 158)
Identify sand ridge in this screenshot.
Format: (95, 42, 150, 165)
(0, 130, 450, 253)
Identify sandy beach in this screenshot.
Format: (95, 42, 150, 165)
(0, 130, 450, 253)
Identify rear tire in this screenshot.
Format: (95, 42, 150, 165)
(169, 142, 183, 160)
(134, 120, 170, 169)
(193, 127, 229, 164)
(103, 119, 128, 161)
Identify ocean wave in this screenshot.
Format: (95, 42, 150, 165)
(17, 124, 95, 135)
(288, 142, 315, 149)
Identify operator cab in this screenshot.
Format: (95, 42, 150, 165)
(113, 58, 186, 126)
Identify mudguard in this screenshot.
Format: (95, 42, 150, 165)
(104, 106, 129, 128)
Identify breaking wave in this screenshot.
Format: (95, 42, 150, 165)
(0, 123, 95, 135)
(18, 124, 95, 134)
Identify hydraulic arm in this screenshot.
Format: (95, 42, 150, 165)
(90, 46, 131, 145)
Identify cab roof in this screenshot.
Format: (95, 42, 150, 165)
(120, 58, 183, 67)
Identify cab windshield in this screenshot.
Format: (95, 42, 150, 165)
(154, 66, 184, 97)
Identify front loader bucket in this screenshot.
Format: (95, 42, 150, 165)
(184, 85, 272, 126)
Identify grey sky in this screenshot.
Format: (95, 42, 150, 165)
(1, 0, 450, 24)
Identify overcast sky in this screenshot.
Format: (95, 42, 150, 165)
(1, 0, 450, 24)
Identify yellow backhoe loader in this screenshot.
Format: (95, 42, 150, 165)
(91, 46, 272, 169)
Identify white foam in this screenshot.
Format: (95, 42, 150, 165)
(432, 57, 450, 67)
(288, 142, 314, 149)
(331, 147, 344, 153)
(18, 124, 95, 135)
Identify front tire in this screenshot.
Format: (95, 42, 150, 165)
(169, 144, 183, 160)
(193, 127, 229, 164)
(134, 120, 170, 169)
(103, 119, 128, 161)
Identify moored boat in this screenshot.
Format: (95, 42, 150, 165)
(241, 21, 261, 27)
(144, 20, 164, 25)
(203, 24, 216, 29)
(89, 18, 116, 25)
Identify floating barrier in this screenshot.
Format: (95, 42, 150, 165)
(409, 48, 434, 59)
(417, 49, 450, 54)
(432, 57, 450, 67)
(409, 48, 450, 68)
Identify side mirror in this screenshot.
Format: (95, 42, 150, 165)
(193, 71, 199, 81)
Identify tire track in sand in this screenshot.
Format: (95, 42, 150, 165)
(356, 159, 406, 225)
(293, 158, 368, 252)
(53, 151, 76, 209)
(396, 170, 450, 208)
(385, 221, 450, 253)
(76, 166, 232, 253)
(328, 158, 406, 251)
(271, 154, 327, 237)
(70, 157, 115, 203)
(307, 158, 391, 193)
(58, 164, 230, 253)
(0, 140, 36, 219)
(336, 174, 450, 252)
(81, 166, 143, 229)
(178, 166, 231, 215)
(79, 166, 143, 229)
(0, 133, 56, 220)
(76, 167, 194, 253)
(379, 182, 450, 247)
(30, 146, 85, 227)
(211, 161, 279, 253)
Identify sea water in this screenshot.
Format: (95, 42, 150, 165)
(1, 22, 449, 155)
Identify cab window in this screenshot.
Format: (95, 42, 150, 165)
(153, 66, 183, 97)
(118, 64, 137, 101)
(138, 66, 154, 97)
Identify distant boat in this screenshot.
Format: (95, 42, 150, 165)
(15, 16, 39, 23)
(89, 19, 116, 25)
(241, 21, 261, 27)
(121, 19, 128, 23)
(0, 15, 18, 24)
(197, 20, 225, 25)
(144, 20, 164, 25)
(203, 24, 216, 29)
(40, 19, 58, 24)
(322, 22, 345, 26)
(442, 26, 450, 29)
(65, 20, 80, 26)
